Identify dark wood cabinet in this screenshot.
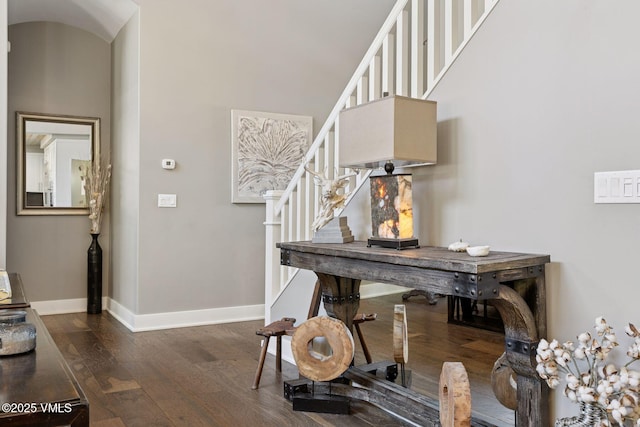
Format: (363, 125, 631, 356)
(0, 276, 89, 426)
(0, 274, 29, 309)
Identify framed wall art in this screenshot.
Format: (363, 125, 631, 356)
(231, 109, 312, 203)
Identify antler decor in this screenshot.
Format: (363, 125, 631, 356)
(305, 166, 356, 231)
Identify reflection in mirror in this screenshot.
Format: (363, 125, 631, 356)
(16, 112, 100, 215)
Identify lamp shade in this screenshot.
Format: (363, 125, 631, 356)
(338, 95, 437, 170)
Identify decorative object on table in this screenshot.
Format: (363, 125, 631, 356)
(338, 95, 437, 250)
(448, 239, 470, 252)
(82, 161, 111, 314)
(439, 362, 472, 427)
(304, 166, 357, 243)
(0, 310, 36, 356)
(290, 316, 354, 414)
(393, 304, 409, 387)
(0, 270, 11, 301)
(310, 217, 354, 244)
(536, 316, 640, 426)
(231, 110, 312, 203)
(466, 245, 490, 257)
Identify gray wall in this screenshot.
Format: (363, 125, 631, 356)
(411, 0, 640, 419)
(126, 0, 395, 314)
(111, 11, 140, 312)
(7, 22, 111, 301)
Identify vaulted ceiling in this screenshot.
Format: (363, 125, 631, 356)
(8, 0, 139, 42)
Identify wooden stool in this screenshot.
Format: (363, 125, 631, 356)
(252, 317, 296, 390)
(353, 313, 376, 364)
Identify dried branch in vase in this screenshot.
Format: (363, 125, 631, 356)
(82, 162, 111, 234)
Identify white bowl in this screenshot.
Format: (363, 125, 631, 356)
(466, 245, 490, 257)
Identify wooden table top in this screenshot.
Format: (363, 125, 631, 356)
(277, 240, 550, 274)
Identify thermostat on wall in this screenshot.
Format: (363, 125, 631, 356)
(162, 159, 176, 170)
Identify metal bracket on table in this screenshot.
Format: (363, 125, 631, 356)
(451, 272, 500, 300)
(280, 249, 291, 266)
(322, 293, 360, 305)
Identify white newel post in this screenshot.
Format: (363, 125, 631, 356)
(264, 190, 284, 325)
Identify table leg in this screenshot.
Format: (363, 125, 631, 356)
(491, 284, 549, 427)
(316, 273, 361, 331)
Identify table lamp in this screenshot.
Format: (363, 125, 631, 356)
(338, 95, 437, 249)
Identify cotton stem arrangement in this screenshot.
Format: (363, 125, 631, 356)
(82, 162, 111, 234)
(536, 316, 640, 426)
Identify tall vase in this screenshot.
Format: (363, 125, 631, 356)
(87, 233, 103, 314)
(555, 402, 606, 426)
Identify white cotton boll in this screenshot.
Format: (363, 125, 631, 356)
(564, 388, 577, 402)
(595, 316, 608, 334)
(628, 343, 640, 359)
(612, 409, 623, 425)
(604, 334, 618, 348)
(627, 371, 640, 387)
(607, 364, 618, 375)
(574, 347, 587, 359)
(625, 323, 640, 338)
(578, 332, 592, 344)
(580, 392, 596, 403)
(578, 386, 596, 403)
(621, 394, 637, 407)
(566, 373, 579, 389)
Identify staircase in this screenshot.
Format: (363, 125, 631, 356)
(264, 0, 500, 327)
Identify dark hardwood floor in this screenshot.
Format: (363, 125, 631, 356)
(41, 292, 513, 426)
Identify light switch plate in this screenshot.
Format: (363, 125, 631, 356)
(158, 194, 177, 207)
(594, 170, 640, 204)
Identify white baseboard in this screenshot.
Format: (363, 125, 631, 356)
(31, 282, 404, 335)
(108, 299, 265, 332)
(31, 296, 264, 333)
(31, 297, 109, 315)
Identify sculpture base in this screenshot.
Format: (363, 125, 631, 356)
(312, 217, 354, 244)
(367, 237, 419, 250)
(293, 393, 350, 414)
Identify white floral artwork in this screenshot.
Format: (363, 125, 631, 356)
(231, 110, 312, 203)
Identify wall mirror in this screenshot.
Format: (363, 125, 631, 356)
(16, 112, 100, 215)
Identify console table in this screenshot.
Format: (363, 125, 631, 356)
(277, 241, 550, 427)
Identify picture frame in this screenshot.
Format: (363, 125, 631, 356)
(231, 109, 312, 203)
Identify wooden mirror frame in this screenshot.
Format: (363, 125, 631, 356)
(16, 112, 100, 216)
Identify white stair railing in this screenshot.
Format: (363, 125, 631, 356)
(264, 0, 500, 323)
